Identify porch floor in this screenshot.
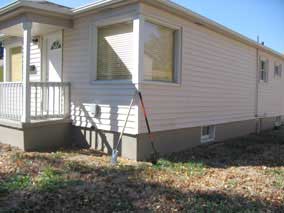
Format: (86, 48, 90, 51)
(0, 118, 72, 152)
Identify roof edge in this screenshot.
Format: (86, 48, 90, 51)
(151, 0, 284, 60)
(0, 0, 283, 59)
(0, 1, 22, 15)
(72, 0, 127, 14)
(0, 0, 72, 17)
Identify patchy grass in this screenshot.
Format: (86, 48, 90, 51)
(154, 159, 205, 176)
(0, 128, 284, 212)
(264, 168, 284, 190)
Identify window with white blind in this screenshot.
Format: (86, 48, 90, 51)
(96, 22, 133, 80)
(260, 59, 269, 82)
(144, 21, 180, 83)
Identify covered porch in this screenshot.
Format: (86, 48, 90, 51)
(0, 2, 73, 125)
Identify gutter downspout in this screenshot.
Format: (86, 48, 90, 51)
(255, 36, 260, 133)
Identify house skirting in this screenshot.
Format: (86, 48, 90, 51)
(259, 117, 278, 131)
(0, 117, 280, 161)
(0, 120, 71, 151)
(73, 117, 279, 161)
(72, 126, 139, 160)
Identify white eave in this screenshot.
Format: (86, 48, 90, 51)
(72, 0, 284, 60)
(72, 0, 125, 14)
(0, 0, 283, 59)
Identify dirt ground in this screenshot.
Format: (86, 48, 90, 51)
(0, 128, 284, 212)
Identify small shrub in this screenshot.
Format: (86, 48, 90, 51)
(50, 151, 65, 159)
(35, 166, 63, 191)
(35, 166, 84, 192)
(0, 175, 31, 193)
(227, 179, 238, 188)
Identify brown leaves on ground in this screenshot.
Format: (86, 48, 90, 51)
(0, 129, 284, 212)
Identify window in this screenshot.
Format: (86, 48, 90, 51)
(201, 126, 215, 143)
(274, 63, 282, 79)
(260, 59, 269, 82)
(96, 22, 133, 80)
(144, 21, 180, 83)
(275, 116, 282, 127)
(51, 40, 62, 50)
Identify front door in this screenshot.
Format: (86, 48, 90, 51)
(10, 47, 23, 82)
(44, 31, 62, 82)
(43, 32, 63, 115)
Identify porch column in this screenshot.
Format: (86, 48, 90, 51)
(21, 22, 32, 123)
(133, 15, 144, 85)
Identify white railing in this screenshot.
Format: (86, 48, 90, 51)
(0, 82, 23, 121)
(0, 82, 70, 122)
(30, 82, 71, 120)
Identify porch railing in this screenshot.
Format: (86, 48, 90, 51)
(0, 82, 70, 122)
(30, 82, 71, 120)
(0, 82, 23, 121)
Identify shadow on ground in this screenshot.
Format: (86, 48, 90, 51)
(1, 129, 284, 212)
(163, 129, 284, 168)
(0, 163, 283, 212)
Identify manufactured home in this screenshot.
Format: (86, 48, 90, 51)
(0, 0, 283, 161)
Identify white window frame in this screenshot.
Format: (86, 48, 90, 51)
(89, 15, 138, 85)
(201, 125, 216, 143)
(259, 58, 269, 83)
(274, 62, 282, 79)
(141, 16, 183, 86)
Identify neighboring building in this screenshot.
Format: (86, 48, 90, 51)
(0, 0, 283, 161)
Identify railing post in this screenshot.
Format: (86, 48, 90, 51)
(21, 21, 32, 123)
(63, 83, 70, 119)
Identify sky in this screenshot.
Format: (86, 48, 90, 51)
(0, 0, 283, 53)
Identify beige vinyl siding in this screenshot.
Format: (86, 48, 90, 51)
(63, 5, 139, 134)
(258, 51, 284, 117)
(139, 4, 257, 133)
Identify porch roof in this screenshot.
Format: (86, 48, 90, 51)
(0, 0, 73, 36)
